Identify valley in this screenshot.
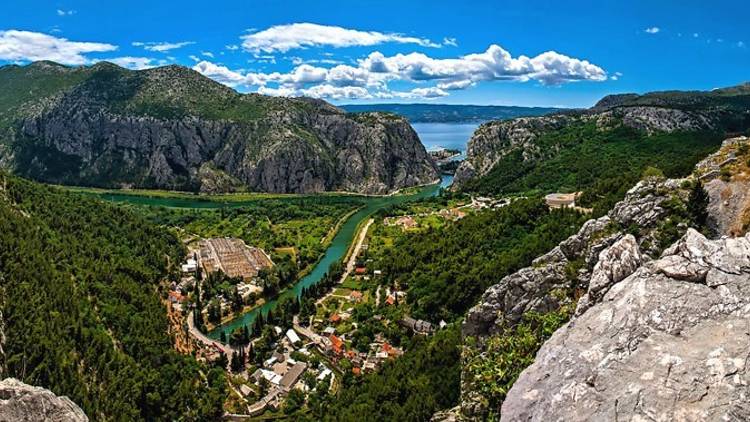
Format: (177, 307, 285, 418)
(1, 31, 749, 422)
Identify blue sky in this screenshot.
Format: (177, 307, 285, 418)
(1, 0, 748, 107)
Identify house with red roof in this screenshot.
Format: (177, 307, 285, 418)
(330, 335, 344, 356)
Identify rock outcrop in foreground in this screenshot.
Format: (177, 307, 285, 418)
(0, 378, 88, 421)
(501, 229, 750, 421)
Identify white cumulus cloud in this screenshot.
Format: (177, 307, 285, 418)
(56, 9, 76, 16)
(241, 22, 441, 53)
(0, 29, 117, 65)
(193, 44, 606, 100)
(644, 27, 660, 34)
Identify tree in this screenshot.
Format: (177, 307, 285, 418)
(207, 300, 221, 324)
(215, 352, 228, 369)
(231, 286, 243, 313)
(283, 389, 306, 414)
(688, 179, 710, 232)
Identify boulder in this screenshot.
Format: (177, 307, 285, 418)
(575, 234, 642, 315)
(500, 229, 750, 421)
(0, 378, 88, 421)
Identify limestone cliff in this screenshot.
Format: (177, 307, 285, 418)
(501, 229, 750, 421)
(453, 84, 750, 189)
(0, 62, 438, 194)
(0, 378, 88, 421)
(450, 137, 750, 420)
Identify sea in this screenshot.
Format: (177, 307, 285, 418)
(411, 122, 480, 159)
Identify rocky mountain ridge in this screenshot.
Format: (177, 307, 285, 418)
(447, 136, 750, 420)
(0, 61, 438, 194)
(0, 378, 88, 421)
(453, 84, 750, 189)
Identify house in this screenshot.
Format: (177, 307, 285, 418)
(263, 356, 278, 367)
(352, 367, 361, 376)
(385, 295, 395, 306)
(355, 267, 367, 276)
(329, 313, 341, 324)
(168, 291, 186, 303)
(279, 362, 308, 390)
(181, 258, 198, 273)
(330, 335, 344, 355)
(373, 270, 382, 276)
(545, 193, 578, 209)
(239, 384, 253, 397)
(400, 316, 435, 334)
(317, 368, 332, 381)
(286, 329, 301, 345)
(255, 368, 282, 386)
(349, 291, 363, 302)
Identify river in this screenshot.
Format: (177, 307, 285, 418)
(206, 177, 451, 339)
(85, 124, 469, 341)
(84, 176, 453, 340)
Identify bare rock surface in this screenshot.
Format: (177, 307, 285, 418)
(500, 229, 750, 422)
(0, 378, 88, 422)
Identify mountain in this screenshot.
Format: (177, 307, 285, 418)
(0, 61, 438, 194)
(454, 137, 750, 420)
(453, 83, 750, 209)
(339, 103, 561, 123)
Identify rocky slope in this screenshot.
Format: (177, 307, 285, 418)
(0, 378, 88, 421)
(501, 229, 750, 421)
(0, 61, 438, 194)
(453, 84, 750, 189)
(450, 136, 750, 420)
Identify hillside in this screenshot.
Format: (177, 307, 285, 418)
(340, 103, 561, 123)
(0, 61, 438, 194)
(452, 136, 750, 420)
(454, 83, 750, 211)
(0, 171, 225, 420)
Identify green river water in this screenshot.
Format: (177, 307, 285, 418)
(90, 176, 452, 341)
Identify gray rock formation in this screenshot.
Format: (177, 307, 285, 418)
(459, 177, 689, 419)
(696, 137, 750, 236)
(0, 62, 438, 194)
(0, 378, 88, 421)
(452, 83, 749, 189)
(463, 177, 676, 340)
(574, 234, 642, 315)
(500, 229, 750, 421)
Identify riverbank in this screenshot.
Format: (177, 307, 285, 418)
(205, 180, 446, 341)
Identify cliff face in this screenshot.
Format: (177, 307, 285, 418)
(501, 229, 750, 421)
(0, 378, 88, 422)
(453, 85, 750, 189)
(453, 137, 750, 420)
(0, 62, 438, 194)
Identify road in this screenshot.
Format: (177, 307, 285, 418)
(187, 310, 232, 356)
(340, 218, 373, 283)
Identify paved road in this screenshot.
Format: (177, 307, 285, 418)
(187, 310, 232, 356)
(340, 218, 373, 283)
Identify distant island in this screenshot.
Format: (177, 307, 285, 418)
(341, 103, 563, 123)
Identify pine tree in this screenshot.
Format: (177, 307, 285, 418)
(688, 180, 710, 232)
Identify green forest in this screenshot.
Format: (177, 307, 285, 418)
(462, 122, 725, 214)
(0, 173, 225, 420)
(375, 199, 587, 322)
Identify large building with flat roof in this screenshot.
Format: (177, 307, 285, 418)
(545, 193, 578, 209)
